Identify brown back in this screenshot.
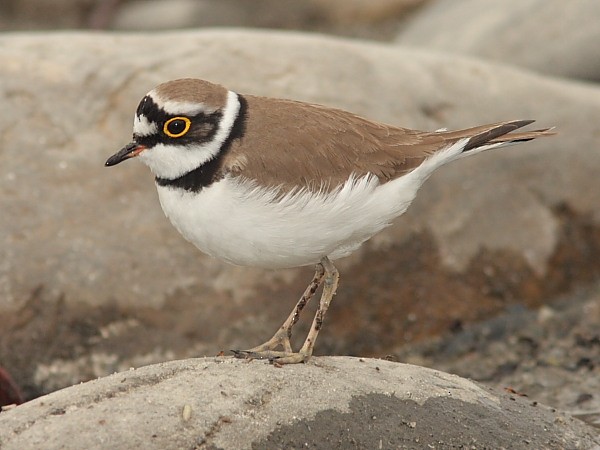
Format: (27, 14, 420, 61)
(220, 95, 552, 192)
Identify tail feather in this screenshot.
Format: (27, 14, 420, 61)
(455, 120, 555, 152)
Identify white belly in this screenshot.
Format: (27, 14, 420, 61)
(155, 174, 423, 269)
(152, 140, 471, 269)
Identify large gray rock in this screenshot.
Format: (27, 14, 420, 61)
(1, 29, 599, 399)
(396, 0, 600, 81)
(0, 357, 598, 449)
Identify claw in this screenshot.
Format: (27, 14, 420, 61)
(231, 349, 309, 364)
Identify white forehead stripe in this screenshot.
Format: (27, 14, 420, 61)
(160, 100, 215, 116)
(147, 89, 217, 116)
(133, 114, 158, 137)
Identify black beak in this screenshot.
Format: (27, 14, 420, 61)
(105, 142, 146, 167)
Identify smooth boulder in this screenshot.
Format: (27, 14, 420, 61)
(396, 0, 600, 81)
(0, 357, 598, 449)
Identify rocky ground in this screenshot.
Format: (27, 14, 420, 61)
(395, 283, 600, 430)
(0, 0, 599, 446)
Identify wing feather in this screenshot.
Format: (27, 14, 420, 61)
(220, 95, 552, 192)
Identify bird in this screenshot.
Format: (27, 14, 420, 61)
(106, 78, 553, 364)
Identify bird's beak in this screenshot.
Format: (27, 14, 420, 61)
(105, 142, 147, 167)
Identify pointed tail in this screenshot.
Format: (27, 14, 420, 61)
(445, 120, 556, 152)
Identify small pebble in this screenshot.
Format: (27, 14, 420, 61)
(182, 404, 192, 421)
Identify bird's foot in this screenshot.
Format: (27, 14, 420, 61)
(231, 258, 336, 366)
(231, 349, 310, 364)
(231, 331, 295, 362)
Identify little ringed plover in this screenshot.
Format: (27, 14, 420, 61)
(106, 78, 553, 364)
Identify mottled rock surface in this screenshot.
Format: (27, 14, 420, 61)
(0, 358, 598, 449)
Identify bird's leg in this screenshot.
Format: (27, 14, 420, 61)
(232, 262, 325, 359)
(274, 257, 339, 364)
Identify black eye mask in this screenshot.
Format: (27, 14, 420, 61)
(133, 95, 222, 149)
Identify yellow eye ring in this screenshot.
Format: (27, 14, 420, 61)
(163, 117, 191, 138)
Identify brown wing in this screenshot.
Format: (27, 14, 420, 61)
(220, 94, 552, 192)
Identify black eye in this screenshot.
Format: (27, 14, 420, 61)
(163, 117, 191, 138)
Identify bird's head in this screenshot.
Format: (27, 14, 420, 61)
(105, 78, 241, 180)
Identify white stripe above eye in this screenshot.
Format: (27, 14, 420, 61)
(159, 100, 215, 116)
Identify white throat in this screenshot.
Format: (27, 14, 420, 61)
(137, 90, 240, 180)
